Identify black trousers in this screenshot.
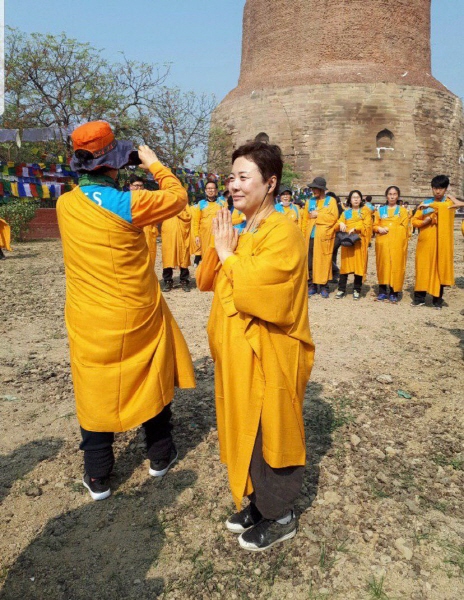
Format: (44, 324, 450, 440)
(162, 267, 190, 283)
(414, 286, 444, 306)
(338, 273, 363, 293)
(332, 236, 342, 277)
(379, 284, 398, 297)
(248, 426, 304, 520)
(79, 405, 173, 478)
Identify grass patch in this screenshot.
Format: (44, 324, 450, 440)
(308, 397, 355, 438)
(369, 480, 391, 499)
(442, 542, 464, 578)
(367, 575, 391, 599)
(318, 539, 349, 571)
(432, 454, 464, 471)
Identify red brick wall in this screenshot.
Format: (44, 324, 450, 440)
(25, 208, 60, 240)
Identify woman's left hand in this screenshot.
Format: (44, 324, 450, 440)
(213, 208, 238, 263)
(348, 228, 356, 235)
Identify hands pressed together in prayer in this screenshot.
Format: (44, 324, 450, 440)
(213, 207, 239, 264)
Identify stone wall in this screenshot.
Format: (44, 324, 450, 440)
(212, 83, 464, 197)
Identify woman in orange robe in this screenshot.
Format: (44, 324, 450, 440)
(161, 206, 193, 291)
(334, 190, 371, 300)
(373, 186, 409, 303)
(197, 141, 314, 552)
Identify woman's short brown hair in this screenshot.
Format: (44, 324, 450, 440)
(232, 141, 283, 198)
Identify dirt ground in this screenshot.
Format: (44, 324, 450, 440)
(0, 228, 463, 600)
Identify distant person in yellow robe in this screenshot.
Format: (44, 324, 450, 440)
(274, 186, 300, 224)
(403, 200, 414, 238)
(0, 217, 12, 259)
(334, 190, 371, 300)
(128, 174, 159, 266)
(411, 175, 464, 309)
(373, 186, 409, 303)
(193, 180, 226, 262)
(57, 121, 195, 501)
(225, 188, 246, 231)
(197, 141, 314, 552)
(301, 177, 339, 298)
(161, 206, 193, 292)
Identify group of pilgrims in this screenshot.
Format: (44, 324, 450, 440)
(7, 120, 461, 555)
(139, 170, 463, 310)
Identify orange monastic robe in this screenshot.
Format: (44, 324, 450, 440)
(412, 198, 456, 296)
(0, 218, 12, 251)
(144, 225, 158, 265)
(57, 162, 195, 432)
(336, 207, 371, 276)
(161, 206, 192, 269)
(193, 198, 226, 255)
(197, 212, 314, 509)
(231, 207, 246, 227)
(301, 196, 339, 284)
(373, 205, 409, 292)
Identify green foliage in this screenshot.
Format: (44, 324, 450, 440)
(281, 162, 303, 189)
(0, 199, 38, 241)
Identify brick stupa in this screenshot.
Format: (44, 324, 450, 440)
(211, 0, 463, 197)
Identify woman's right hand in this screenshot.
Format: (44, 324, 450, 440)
(339, 222, 347, 232)
(377, 227, 389, 235)
(213, 208, 238, 263)
(138, 145, 159, 170)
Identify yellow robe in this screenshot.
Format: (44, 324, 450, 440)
(412, 198, 456, 296)
(336, 208, 371, 276)
(276, 203, 300, 224)
(197, 212, 315, 509)
(231, 207, 246, 227)
(0, 218, 12, 251)
(57, 162, 196, 432)
(301, 197, 339, 284)
(161, 206, 192, 269)
(144, 225, 158, 265)
(193, 198, 226, 254)
(373, 205, 409, 292)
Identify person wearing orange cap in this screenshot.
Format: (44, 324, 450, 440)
(57, 121, 195, 501)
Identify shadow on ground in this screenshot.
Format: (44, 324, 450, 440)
(298, 382, 334, 514)
(0, 438, 64, 506)
(1, 441, 197, 600)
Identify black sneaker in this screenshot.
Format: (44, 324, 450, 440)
(225, 503, 262, 534)
(149, 447, 178, 477)
(238, 512, 297, 552)
(164, 281, 173, 292)
(83, 473, 111, 501)
(181, 281, 191, 293)
(411, 299, 425, 307)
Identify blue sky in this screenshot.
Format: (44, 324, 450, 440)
(7, 0, 464, 101)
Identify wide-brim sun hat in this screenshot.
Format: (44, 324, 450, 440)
(279, 185, 293, 195)
(70, 121, 136, 172)
(307, 177, 327, 191)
